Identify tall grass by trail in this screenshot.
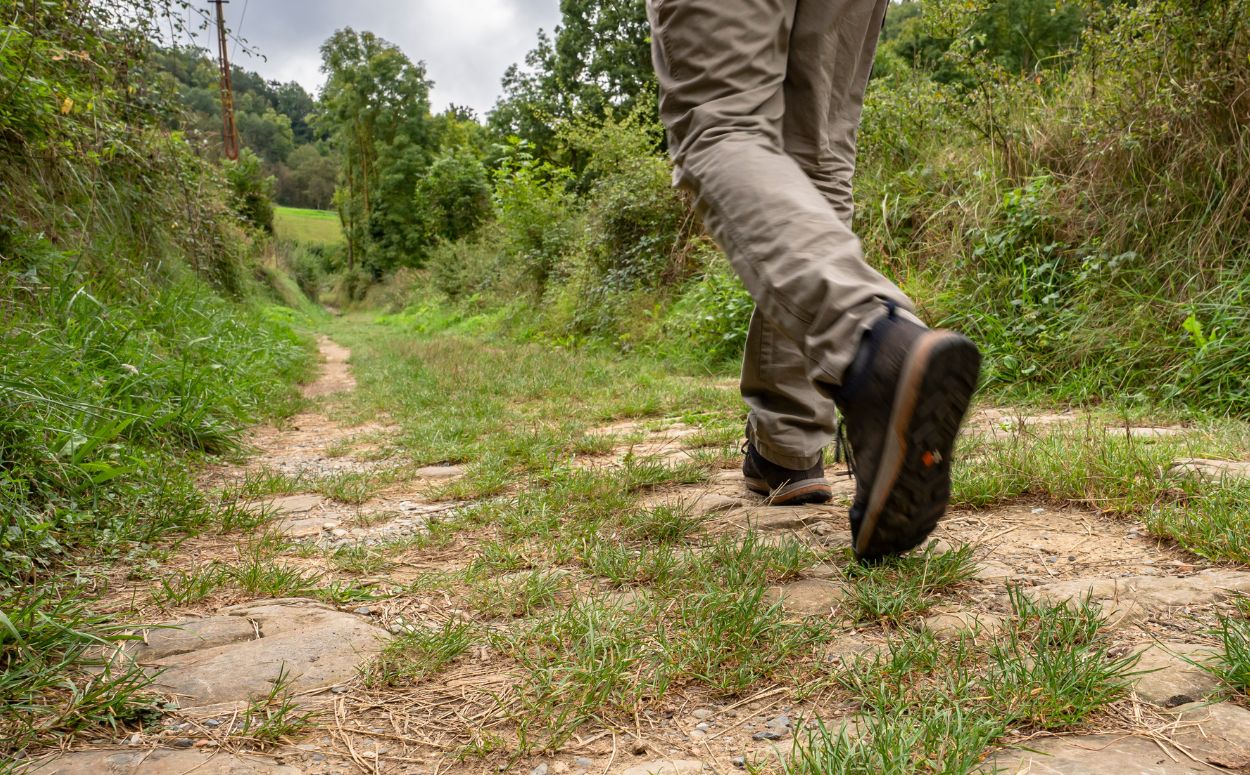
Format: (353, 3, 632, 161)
(1, 1, 317, 755)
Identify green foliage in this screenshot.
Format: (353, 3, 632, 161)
(662, 253, 755, 368)
(0, 254, 308, 583)
(0, 586, 159, 758)
(858, 0, 1250, 413)
(492, 140, 578, 290)
(416, 150, 493, 244)
(276, 145, 339, 210)
(224, 149, 277, 233)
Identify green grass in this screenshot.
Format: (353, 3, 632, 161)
(785, 591, 1137, 774)
(953, 420, 1250, 562)
(274, 206, 344, 246)
(0, 587, 161, 757)
(842, 544, 978, 624)
(362, 620, 474, 687)
(1206, 597, 1250, 696)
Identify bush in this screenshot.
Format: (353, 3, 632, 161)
(663, 245, 755, 367)
(223, 149, 277, 234)
(416, 151, 493, 245)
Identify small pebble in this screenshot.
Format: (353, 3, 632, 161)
(690, 729, 706, 739)
(330, 685, 349, 694)
(322, 522, 337, 530)
(204, 719, 221, 728)
(731, 757, 746, 769)
(574, 757, 593, 768)
(311, 753, 326, 763)
(531, 764, 549, 775)
(630, 740, 647, 755)
(172, 738, 195, 749)
(332, 528, 349, 537)
(691, 708, 714, 720)
(695, 722, 710, 732)
(354, 606, 372, 616)
(766, 714, 791, 730)
(752, 730, 783, 741)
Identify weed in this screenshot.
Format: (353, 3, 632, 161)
(621, 504, 704, 544)
(667, 585, 826, 694)
(331, 546, 392, 575)
(470, 571, 568, 618)
(237, 666, 317, 746)
(986, 589, 1138, 728)
(151, 564, 230, 607)
(1206, 597, 1250, 694)
(842, 544, 977, 624)
(0, 588, 160, 757)
(229, 553, 321, 597)
(363, 620, 474, 687)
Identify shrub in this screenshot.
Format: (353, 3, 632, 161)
(223, 149, 277, 234)
(416, 151, 493, 245)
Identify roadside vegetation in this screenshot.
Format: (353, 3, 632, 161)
(1, 0, 312, 755)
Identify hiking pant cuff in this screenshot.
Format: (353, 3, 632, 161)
(747, 422, 824, 471)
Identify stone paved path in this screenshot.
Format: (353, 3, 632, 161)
(25, 337, 1250, 775)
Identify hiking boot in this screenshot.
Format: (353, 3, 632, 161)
(833, 305, 981, 562)
(742, 441, 833, 505)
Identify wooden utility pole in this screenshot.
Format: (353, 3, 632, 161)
(210, 0, 240, 160)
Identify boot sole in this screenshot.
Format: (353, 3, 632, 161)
(743, 476, 833, 506)
(854, 331, 980, 562)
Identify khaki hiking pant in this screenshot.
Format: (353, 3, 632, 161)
(647, 0, 920, 470)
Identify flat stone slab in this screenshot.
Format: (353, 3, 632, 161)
(1132, 642, 1222, 707)
(1170, 702, 1250, 769)
(920, 611, 1003, 639)
(123, 600, 387, 710)
(1168, 458, 1250, 483)
(728, 505, 837, 532)
(1032, 570, 1250, 625)
(986, 734, 1212, 773)
(413, 464, 465, 479)
(621, 761, 705, 775)
(767, 579, 845, 616)
(679, 493, 748, 516)
(24, 749, 302, 774)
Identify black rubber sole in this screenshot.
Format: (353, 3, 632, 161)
(853, 331, 981, 562)
(743, 476, 833, 506)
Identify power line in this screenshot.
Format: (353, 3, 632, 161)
(231, 0, 249, 61)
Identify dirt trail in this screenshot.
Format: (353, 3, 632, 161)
(27, 337, 1250, 775)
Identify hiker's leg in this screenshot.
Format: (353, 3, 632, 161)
(645, 0, 910, 465)
(783, 0, 890, 225)
(741, 308, 832, 469)
(739, 0, 904, 467)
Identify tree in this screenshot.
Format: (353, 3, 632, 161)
(317, 28, 436, 274)
(237, 107, 294, 164)
(489, 0, 655, 160)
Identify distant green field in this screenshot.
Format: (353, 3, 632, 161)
(274, 206, 343, 246)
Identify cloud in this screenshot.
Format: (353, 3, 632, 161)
(202, 0, 561, 115)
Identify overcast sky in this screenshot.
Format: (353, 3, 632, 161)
(195, 0, 562, 116)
